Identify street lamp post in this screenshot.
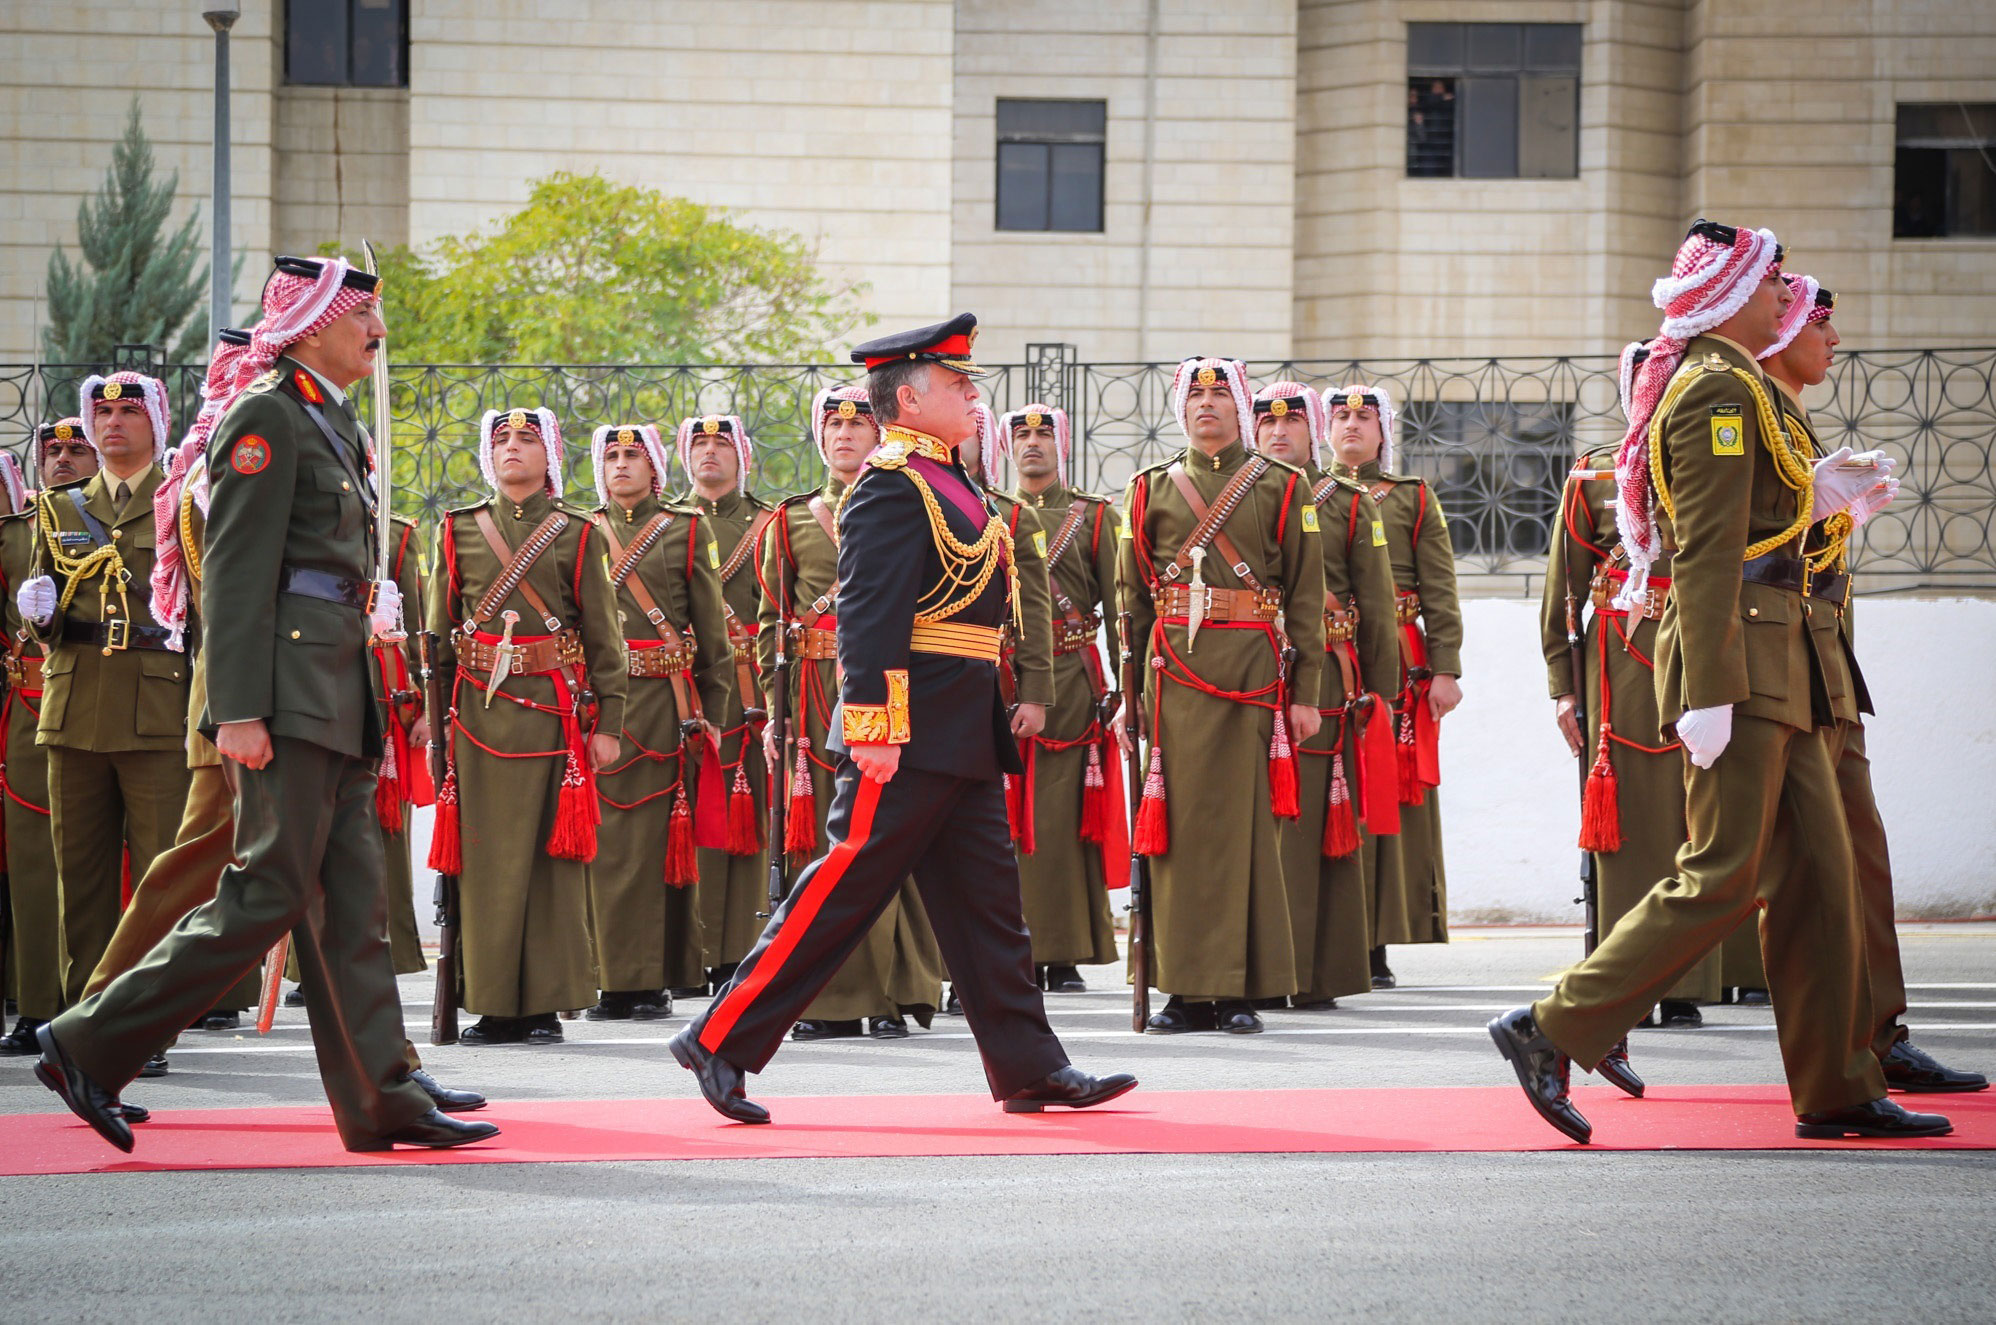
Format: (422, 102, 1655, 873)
(202, 2, 241, 344)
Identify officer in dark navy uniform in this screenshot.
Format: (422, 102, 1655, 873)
(670, 315, 1136, 1123)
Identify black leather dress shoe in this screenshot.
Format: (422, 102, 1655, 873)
(791, 1018, 862, 1041)
(942, 987, 962, 1016)
(1003, 1065, 1139, 1113)
(868, 1015, 909, 1040)
(1796, 1096, 1951, 1139)
(1369, 947, 1396, 990)
(1595, 1039, 1645, 1099)
(1880, 1039, 1988, 1093)
(139, 1053, 169, 1078)
(522, 1014, 564, 1045)
(1217, 1001, 1264, 1034)
(1488, 1007, 1591, 1144)
(459, 1016, 523, 1046)
(113, 1100, 150, 1125)
(585, 993, 633, 1021)
(189, 1011, 241, 1031)
(352, 1108, 502, 1151)
(0, 1016, 46, 1056)
(1144, 996, 1218, 1034)
(1646, 1000, 1702, 1028)
(629, 992, 672, 1021)
(1248, 996, 1287, 1011)
(33, 1024, 133, 1154)
(405, 1068, 487, 1112)
(668, 1026, 769, 1124)
(1291, 995, 1339, 1011)
(1045, 965, 1086, 993)
(1736, 987, 1771, 1007)
(282, 987, 306, 1008)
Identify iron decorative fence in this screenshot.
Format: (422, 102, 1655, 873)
(3, 346, 1990, 595)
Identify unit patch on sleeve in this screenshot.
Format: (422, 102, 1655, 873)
(231, 435, 271, 475)
(1710, 404, 1746, 456)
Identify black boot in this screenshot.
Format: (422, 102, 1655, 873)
(0, 1016, 47, 1057)
(790, 1019, 862, 1041)
(628, 991, 672, 1021)
(459, 1016, 524, 1046)
(1216, 1001, 1264, 1034)
(189, 1010, 242, 1031)
(1144, 996, 1218, 1034)
(706, 963, 740, 997)
(1045, 965, 1086, 993)
(1595, 1039, 1645, 1098)
(139, 1053, 169, 1078)
(1369, 947, 1396, 990)
(942, 986, 962, 1016)
(522, 1012, 565, 1045)
(282, 987, 306, 1008)
(868, 1015, 909, 1040)
(585, 992, 635, 1022)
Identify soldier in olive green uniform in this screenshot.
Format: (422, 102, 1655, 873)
(677, 415, 778, 990)
(38, 255, 493, 1154)
(1118, 357, 1326, 1034)
(585, 421, 729, 1019)
(0, 422, 93, 1055)
(759, 385, 945, 1039)
(19, 373, 193, 1009)
(1758, 276, 1984, 1093)
(1324, 385, 1460, 988)
(1252, 383, 1399, 1008)
(1494, 221, 1946, 1144)
(428, 406, 628, 1046)
(997, 404, 1122, 988)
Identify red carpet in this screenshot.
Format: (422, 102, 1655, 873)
(5, 1086, 1991, 1176)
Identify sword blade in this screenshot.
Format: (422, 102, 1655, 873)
(362, 239, 392, 583)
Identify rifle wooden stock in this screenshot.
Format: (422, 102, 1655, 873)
(419, 630, 460, 1046)
(1119, 610, 1152, 1032)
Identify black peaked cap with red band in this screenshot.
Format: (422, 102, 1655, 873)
(850, 312, 987, 378)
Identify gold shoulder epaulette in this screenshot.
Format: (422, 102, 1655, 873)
(243, 367, 282, 396)
(866, 436, 911, 471)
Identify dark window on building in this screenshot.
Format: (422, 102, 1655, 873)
(286, 0, 408, 88)
(1398, 400, 1571, 557)
(1407, 23, 1579, 179)
(996, 100, 1106, 233)
(1895, 104, 1996, 238)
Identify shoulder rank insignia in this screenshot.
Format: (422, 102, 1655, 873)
(292, 369, 323, 405)
(1710, 404, 1745, 456)
(868, 438, 909, 471)
(245, 368, 282, 395)
(1704, 351, 1728, 371)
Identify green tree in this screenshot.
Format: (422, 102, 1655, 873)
(362, 172, 869, 365)
(43, 99, 213, 364)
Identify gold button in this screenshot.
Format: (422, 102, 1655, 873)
(341, 480, 351, 491)
(112, 528, 122, 538)
(290, 630, 301, 640)
(1747, 607, 1759, 618)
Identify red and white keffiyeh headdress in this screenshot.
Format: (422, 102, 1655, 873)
(78, 371, 170, 459)
(1613, 220, 1783, 607)
(1759, 275, 1834, 361)
(997, 402, 1072, 484)
(809, 384, 876, 460)
(963, 401, 1004, 480)
(151, 328, 253, 650)
(1616, 341, 1652, 423)
(1250, 381, 1327, 467)
(674, 414, 754, 495)
(0, 452, 26, 514)
(479, 406, 564, 495)
(225, 255, 380, 411)
(1170, 357, 1255, 448)
(33, 416, 93, 471)
(1322, 383, 1399, 472)
(589, 423, 672, 506)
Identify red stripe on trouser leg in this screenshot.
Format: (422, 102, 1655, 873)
(698, 774, 886, 1054)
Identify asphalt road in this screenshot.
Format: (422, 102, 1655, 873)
(4, 924, 1992, 1322)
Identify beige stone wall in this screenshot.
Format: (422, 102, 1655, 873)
(1293, 0, 1685, 361)
(952, 0, 1299, 365)
(272, 87, 409, 257)
(0, 1, 278, 362)
(1685, 0, 1996, 351)
(404, 0, 959, 360)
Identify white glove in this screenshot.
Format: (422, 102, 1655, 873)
(1848, 474, 1900, 527)
(1676, 704, 1733, 770)
(368, 579, 403, 639)
(1809, 448, 1893, 522)
(15, 575, 56, 628)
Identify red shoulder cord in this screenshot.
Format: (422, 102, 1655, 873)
(1130, 475, 1157, 588)
(1409, 480, 1428, 547)
(1562, 475, 1609, 560)
(1346, 488, 1363, 556)
(1275, 472, 1298, 544)
(443, 516, 461, 598)
(572, 520, 591, 605)
(1089, 500, 1106, 557)
(684, 512, 700, 581)
(392, 521, 415, 582)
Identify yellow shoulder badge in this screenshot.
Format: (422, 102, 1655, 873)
(1371, 518, 1388, 547)
(1710, 404, 1746, 456)
(706, 540, 721, 569)
(1032, 529, 1048, 557)
(1704, 351, 1728, 372)
(1299, 503, 1320, 534)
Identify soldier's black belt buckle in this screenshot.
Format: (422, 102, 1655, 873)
(103, 618, 130, 652)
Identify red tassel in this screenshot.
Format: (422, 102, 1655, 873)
(1268, 706, 1300, 820)
(1397, 704, 1424, 806)
(1322, 751, 1360, 859)
(1004, 773, 1025, 842)
(1132, 746, 1169, 856)
(665, 788, 698, 886)
(785, 738, 817, 858)
(427, 770, 463, 874)
(546, 749, 599, 862)
(726, 762, 761, 856)
(1078, 740, 1107, 844)
(120, 846, 133, 908)
(1578, 724, 1623, 853)
(375, 735, 403, 834)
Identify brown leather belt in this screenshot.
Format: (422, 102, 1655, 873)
(1154, 583, 1282, 624)
(1591, 566, 1670, 621)
(457, 629, 584, 677)
(1323, 606, 1358, 645)
(4, 653, 43, 689)
(787, 624, 838, 660)
(1053, 613, 1101, 655)
(1740, 553, 1807, 593)
(629, 643, 694, 678)
(1810, 569, 1852, 608)
(1394, 589, 1421, 625)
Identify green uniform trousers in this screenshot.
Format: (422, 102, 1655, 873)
(1534, 714, 1885, 1116)
(47, 746, 191, 1005)
(4, 692, 60, 1018)
(51, 737, 431, 1149)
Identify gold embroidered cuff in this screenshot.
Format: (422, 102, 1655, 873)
(843, 670, 912, 746)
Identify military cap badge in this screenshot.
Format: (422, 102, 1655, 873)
(54, 422, 74, 442)
(1346, 390, 1365, 411)
(837, 399, 858, 420)
(617, 427, 635, 446)
(702, 416, 721, 435)
(508, 408, 529, 431)
(1025, 410, 1044, 428)
(1270, 399, 1289, 417)
(101, 381, 123, 401)
(1196, 367, 1218, 387)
